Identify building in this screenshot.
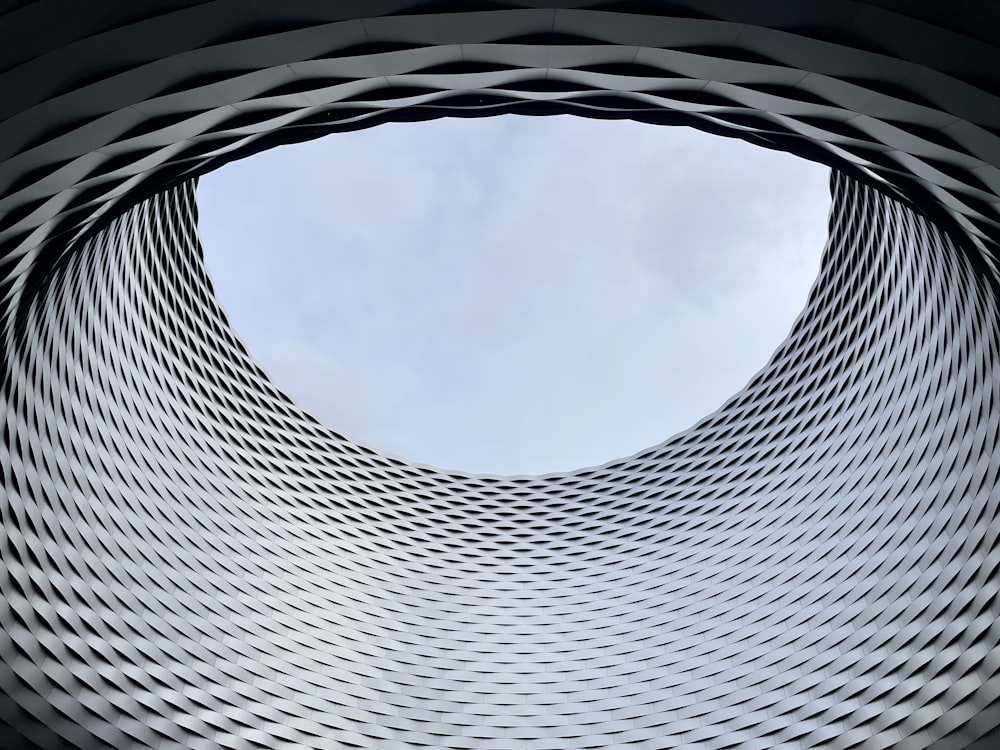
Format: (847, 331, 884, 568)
(1, 3, 999, 748)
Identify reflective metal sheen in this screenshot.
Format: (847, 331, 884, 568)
(2, 3, 1000, 749)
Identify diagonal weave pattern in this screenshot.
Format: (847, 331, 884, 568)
(2, 2, 1000, 749)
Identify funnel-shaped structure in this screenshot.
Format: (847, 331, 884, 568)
(2, 3, 1000, 749)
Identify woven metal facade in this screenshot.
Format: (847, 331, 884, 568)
(2, 3, 1000, 749)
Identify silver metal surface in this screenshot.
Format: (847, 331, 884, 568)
(1, 3, 999, 748)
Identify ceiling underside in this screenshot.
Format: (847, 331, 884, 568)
(2, 3, 1000, 749)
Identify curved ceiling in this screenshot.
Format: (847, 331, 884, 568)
(2, 0, 1000, 296)
(2, 4, 1000, 749)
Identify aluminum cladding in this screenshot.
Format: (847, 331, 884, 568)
(2, 2, 1000, 749)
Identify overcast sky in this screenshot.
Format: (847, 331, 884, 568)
(197, 115, 830, 475)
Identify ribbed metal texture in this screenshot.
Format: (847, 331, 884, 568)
(2, 3, 1000, 749)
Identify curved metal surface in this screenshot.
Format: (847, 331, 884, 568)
(2, 2, 1000, 748)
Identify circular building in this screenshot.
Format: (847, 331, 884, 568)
(1, 3, 999, 749)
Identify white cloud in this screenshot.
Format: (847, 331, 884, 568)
(198, 116, 830, 475)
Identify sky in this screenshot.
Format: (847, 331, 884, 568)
(197, 115, 830, 476)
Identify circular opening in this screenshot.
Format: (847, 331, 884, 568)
(198, 116, 829, 475)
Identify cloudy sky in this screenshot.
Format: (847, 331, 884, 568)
(197, 115, 830, 475)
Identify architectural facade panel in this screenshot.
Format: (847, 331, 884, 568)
(1, 3, 1000, 749)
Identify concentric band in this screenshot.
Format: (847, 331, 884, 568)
(2, 3, 1000, 749)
